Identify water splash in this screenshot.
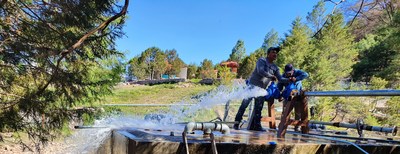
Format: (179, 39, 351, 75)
(161, 81, 267, 124)
(56, 116, 183, 154)
(58, 82, 267, 153)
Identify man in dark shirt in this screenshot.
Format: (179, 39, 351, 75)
(233, 47, 289, 131)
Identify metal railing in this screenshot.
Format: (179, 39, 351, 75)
(305, 90, 400, 96)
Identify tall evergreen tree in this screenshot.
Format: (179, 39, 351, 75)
(278, 17, 312, 73)
(311, 12, 357, 90)
(237, 54, 257, 79)
(254, 29, 280, 59)
(228, 39, 246, 62)
(261, 29, 279, 51)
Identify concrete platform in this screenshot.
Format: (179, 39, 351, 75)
(96, 126, 400, 154)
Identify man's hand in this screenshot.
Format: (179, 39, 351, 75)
(289, 77, 296, 82)
(271, 76, 277, 81)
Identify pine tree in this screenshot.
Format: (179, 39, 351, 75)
(278, 17, 312, 74)
(0, 0, 128, 148)
(261, 29, 279, 51)
(228, 39, 246, 62)
(311, 12, 357, 90)
(237, 54, 257, 79)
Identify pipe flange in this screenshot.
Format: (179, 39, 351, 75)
(356, 118, 364, 137)
(393, 126, 397, 136)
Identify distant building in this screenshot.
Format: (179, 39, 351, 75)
(178, 67, 188, 80)
(220, 61, 239, 73)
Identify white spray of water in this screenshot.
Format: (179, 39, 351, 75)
(58, 82, 267, 153)
(160, 81, 268, 124)
(56, 116, 183, 154)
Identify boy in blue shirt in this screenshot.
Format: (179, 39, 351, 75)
(278, 64, 309, 131)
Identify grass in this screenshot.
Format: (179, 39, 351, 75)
(98, 82, 216, 116)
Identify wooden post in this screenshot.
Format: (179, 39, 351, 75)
(277, 98, 295, 138)
(260, 99, 277, 129)
(277, 91, 309, 137)
(267, 99, 276, 129)
(300, 94, 309, 134)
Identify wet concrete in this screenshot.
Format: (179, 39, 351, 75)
(97, 127, 400, 154)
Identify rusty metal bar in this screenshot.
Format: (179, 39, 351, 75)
(210, 133, 218, 154)
(305, 90, 400, 97)
(182, 132, 189, 154)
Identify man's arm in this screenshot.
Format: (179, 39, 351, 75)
(294, 69, 309, 81)
(275, 67, 289, 83)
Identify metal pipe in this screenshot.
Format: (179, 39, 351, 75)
(184, 122, 230, 134)
(103, 103, 250, 107)
(309, 120, 397, 136)
(305, 90, 400, 96)
(182, 132, 189, 154)
(210, 133, 218, 154)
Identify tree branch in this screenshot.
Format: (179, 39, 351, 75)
(37, 0, 129, 95)
(61, 0, 129, 56)
(349, 0, 364, 26)
(313, 0, 345, 38)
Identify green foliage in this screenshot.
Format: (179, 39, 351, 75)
(228, 39, 246, 62)
(82, 113, 95, 126)
(165, 49, 186, 77)
(187, 63, 199, 79)
(309, 12, 357, 90)
(0, 0, 128, 147)
(138, 47, 167, 80)
(216, 65, 236, 85)
(278, 17, 312, 74)
(352, 12, 400, 85)
(129, 47, 185, 80)
(261, 29, 279, 51)
(237, 54, 256, 79)
(129, 56, 148, 80)
(199, 59, 215, 79)
(384, 85, 400, 126)
(369, 76, 389, 89)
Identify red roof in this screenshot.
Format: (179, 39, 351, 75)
(220, 61, 239, 67)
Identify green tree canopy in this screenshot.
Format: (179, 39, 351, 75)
(237, 54, 257, 79)
(278, 17, 312, 72)
(187, 63, 199, 79)
(165, 49, 186, 78)
(199, 59, 215, 79)
(228, 39, 246, 62)
(310, 12, 357, 90)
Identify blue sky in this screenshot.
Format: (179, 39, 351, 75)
(116, 0, 334, 65)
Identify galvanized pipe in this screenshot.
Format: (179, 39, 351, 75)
(184, 122, 230, 134)
(210, 133, 218, 154)
(305, 90, 400, 96)
(309, 120, 397, 136)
